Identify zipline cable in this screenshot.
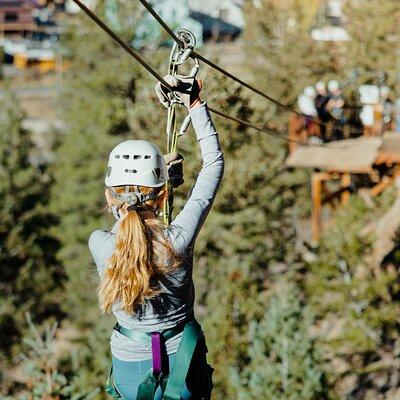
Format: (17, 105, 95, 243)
(71, 0, 173, 91)
(137, 0, 341, 133)
(71, 0, 307, 145)
(137, 0, 301, 117)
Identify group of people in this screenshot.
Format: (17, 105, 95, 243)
(298, 79, 400, 143)
(297, 80, 346, 142)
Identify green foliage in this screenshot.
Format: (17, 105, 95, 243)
(4, 314, 101, 400)
(230, 283, 328, 400)
(243, 0, 338, 118)
(0, 95, 64, 368)
(188, 76, 319, 397)
(345, 0, 400, 87)
(306, 193, 400, 398)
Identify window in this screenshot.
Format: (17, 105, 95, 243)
(5, 12, 19, 23)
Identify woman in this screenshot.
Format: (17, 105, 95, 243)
(88, 75, 224, 400)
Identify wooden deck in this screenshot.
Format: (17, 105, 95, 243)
(286, 132, 400, 241)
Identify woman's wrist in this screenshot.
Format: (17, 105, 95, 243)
(189, 98, 202, 109)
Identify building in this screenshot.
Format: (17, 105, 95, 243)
(311, 0, 350, 42)
(0, 0, 38, 34)
(3, 38, 56, 72)
(189, 0, 243, 41)
(132, 0, 203, 48)
(132, 0, 244, 48)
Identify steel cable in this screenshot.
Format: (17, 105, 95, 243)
(137, 0, 300, 115)
(137, 0, 340, 132)
(71, 0, 307, 145)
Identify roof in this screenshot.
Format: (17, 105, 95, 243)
(189, 0, 244, 28)
(0, 0, 38, 7)
(286, 132, 400, 173)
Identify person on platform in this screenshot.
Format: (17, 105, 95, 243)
(315, 81, 330, 142)
(326, 80, 346, 140)
(298, 86, 318, 136)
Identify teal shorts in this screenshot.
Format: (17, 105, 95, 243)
(111, 335, 212, 400)
(112, 354, 192, 400)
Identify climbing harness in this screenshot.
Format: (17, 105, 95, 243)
(163, 29, 199, 225)
(105, 319, 213, 400)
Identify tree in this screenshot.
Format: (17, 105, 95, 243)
(243, 0, 338, 121)
(344, 0, 400, 88)
(306, 192, 400, 399)
(0, 95, 65, 381)
(230, 282, 328, 400)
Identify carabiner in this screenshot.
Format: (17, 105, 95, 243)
(164, 28, 200, 225)
(170, 29, 196, 66)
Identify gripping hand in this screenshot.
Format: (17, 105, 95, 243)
(155, 75, 201, 109)
(164, 152, 184, 188)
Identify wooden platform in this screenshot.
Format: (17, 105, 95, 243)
(286, 132, 400, 241)
(286, 132, 400, 172)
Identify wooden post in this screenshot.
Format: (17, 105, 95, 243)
(312, 172, 323, 242)
(288, 114, 302, 153)
(341, 173, 351, 205)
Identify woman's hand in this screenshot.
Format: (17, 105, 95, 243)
(155, 75, 203, 109)
(164, 152, 184, 188)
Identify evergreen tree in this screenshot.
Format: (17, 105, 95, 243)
(231, 282, 328, 400)
(188, 75, 323, 398)
(345, 0, 400, 87)
(4, 314, 101, 399)
(306, 192, 400, 398)
(243, 0, 338, 119)
(0, 95, 64, 380)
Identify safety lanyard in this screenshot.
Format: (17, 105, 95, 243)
(163, 29, 199, 225)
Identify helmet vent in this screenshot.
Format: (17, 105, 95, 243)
(153, 167, 161, 178)
(123, 155, 130, 159)
(144, 155, 151, 159)
(124, 169, 137, 174)
(115, 155, 120, 159)
(107, 166, 112, 177)
(133, 155, 141, 160)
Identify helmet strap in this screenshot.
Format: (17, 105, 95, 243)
(110, 186, 159, 209)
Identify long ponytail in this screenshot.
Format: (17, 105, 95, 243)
(98, 185, 179, 314)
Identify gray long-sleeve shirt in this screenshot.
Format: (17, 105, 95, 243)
(88, 103, 224, 361)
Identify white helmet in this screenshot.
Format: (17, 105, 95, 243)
(105, 140, 168, 188)
(304, 86, 316, 97)
(328, 79, 340, 92)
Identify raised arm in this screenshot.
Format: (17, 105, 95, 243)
(168, 102, 224, 254)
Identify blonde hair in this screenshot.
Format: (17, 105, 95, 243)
(98, 185, 180, 314)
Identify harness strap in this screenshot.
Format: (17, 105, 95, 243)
(137, 369, 160, 400)
(109, 319, 202, 400)
(163, 320, 202, 400)
(114, 321, 185, 343)
(151, 332, 162, 376)
(105, 365, 121, 399)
